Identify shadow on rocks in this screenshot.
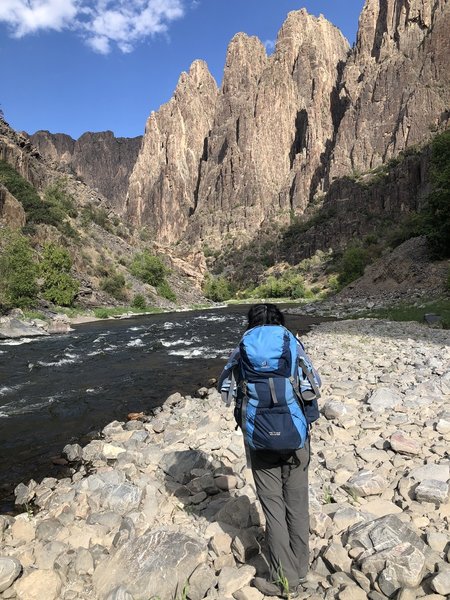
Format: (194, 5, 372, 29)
(159, 447, 268, 574)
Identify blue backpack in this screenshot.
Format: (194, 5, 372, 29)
(229, 325, 321, 452)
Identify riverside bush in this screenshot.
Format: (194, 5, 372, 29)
(130, 251, 167, 286)
(0, 230, 38, 310)
(100, 273, 127, 301)
(337, 245, 371, 287)
(40, 243, 79, 306)
(131, 293, 147, 309)
(244, 269, 312, 300)
(203, 275, 233, 302)
(157, 281, 176, 302)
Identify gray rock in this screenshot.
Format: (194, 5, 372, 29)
(0, 317, 49, 339)
(231, 528, 260, 563)
(345, 470, 387, 497)
(215, 496, 252, 529)
(14, 480, 36, 505)
(86, 511, 122, 532)
(160, 450, 209, 484)
(33, 541, 68, 570)
(378, 542, 426, 596)
(415, 479, 449, 505)
(100, 482, 143, 514)
(323, 542, 352, 573)
(0, 557, 22, 593)
(409, 463, 449, 483)
(74, 548, 95, 575)
(217, 565, 255, 597)
(424, 314, 443, 328)
(366, 387, 402, 413)
(431, 567, 450, 596)
(333, 507, 365, 533)
(188, 563, 217, 600)
(323, 400, 349, 420)
(62, 443, 83, 462)
(106, 587, 135, 600)
(93, 528, 207, 599)
(347, 515, 428, 560)
(35, 518, 63, 541)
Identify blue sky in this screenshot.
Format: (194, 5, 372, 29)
(0, 1, 365, 139)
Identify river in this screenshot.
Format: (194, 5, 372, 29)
(0, 305, 323, 511)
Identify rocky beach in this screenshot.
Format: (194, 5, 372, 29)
(0, 318, 449, 600)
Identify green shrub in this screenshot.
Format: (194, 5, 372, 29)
(157, 281, 177, 302)
(131, 293, 147, 310)
(0, 230, 38, 310)
(40, 243, 79, 306)
(337, 245, 371, 287)
(100, 273, 127, 301)
(422, 130, 450, 259)
(130, 251, 168, 286)
(0, 160, 59, 226)
(44, 180, 78, 218)
(250, 270, 308, 300)
(81, 204, 112, 231)
(386, 212, 426, 248)
(93, 308, 110, 319)
(203, 276, 233, 302)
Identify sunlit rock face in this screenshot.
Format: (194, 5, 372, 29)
(125, 60, 219, 243)
(32, 1, 449, 250)
(328, 0, 450, 180)
(188, 11, 350, 246)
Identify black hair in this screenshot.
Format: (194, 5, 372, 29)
(247, 303, 285, 329)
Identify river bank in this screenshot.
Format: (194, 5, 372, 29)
(0, 318, 449, 600)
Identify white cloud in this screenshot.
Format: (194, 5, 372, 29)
(0, 0, 78, 36)
(0, 0, 186, 53)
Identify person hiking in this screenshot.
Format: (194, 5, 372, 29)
(218, 303, 321, 598)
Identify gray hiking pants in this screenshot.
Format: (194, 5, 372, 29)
(250, 439, 310, 588)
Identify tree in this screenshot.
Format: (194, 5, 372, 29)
(40, 243, 79, 306)
(0, 230, 38, 310)
(337, 245, 370, 287)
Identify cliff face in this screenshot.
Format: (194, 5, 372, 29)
(30, 130, 142, 213)
(125, 60, 219, 243)
(329, 0, 450, 180)
(0, 184, 26, 228)
(126, 0, 448, 249)
(25, 0, 449, 256)
(186, 12, 349, 246)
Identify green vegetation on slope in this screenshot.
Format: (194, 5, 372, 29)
(40, 243, 79, 306)
(0, 162, 77, 235)
(0, 230, 38, 311)
(130, 250, 176, 302)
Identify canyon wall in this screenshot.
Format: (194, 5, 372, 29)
(31, 0, 450, 253)
(30, 130, 142, 213)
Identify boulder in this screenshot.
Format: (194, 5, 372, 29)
(366, 388, 402, 413)
(14, 569, 62, 600)
(93, 528, 207, 600)
(0, 557, 22, 593)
